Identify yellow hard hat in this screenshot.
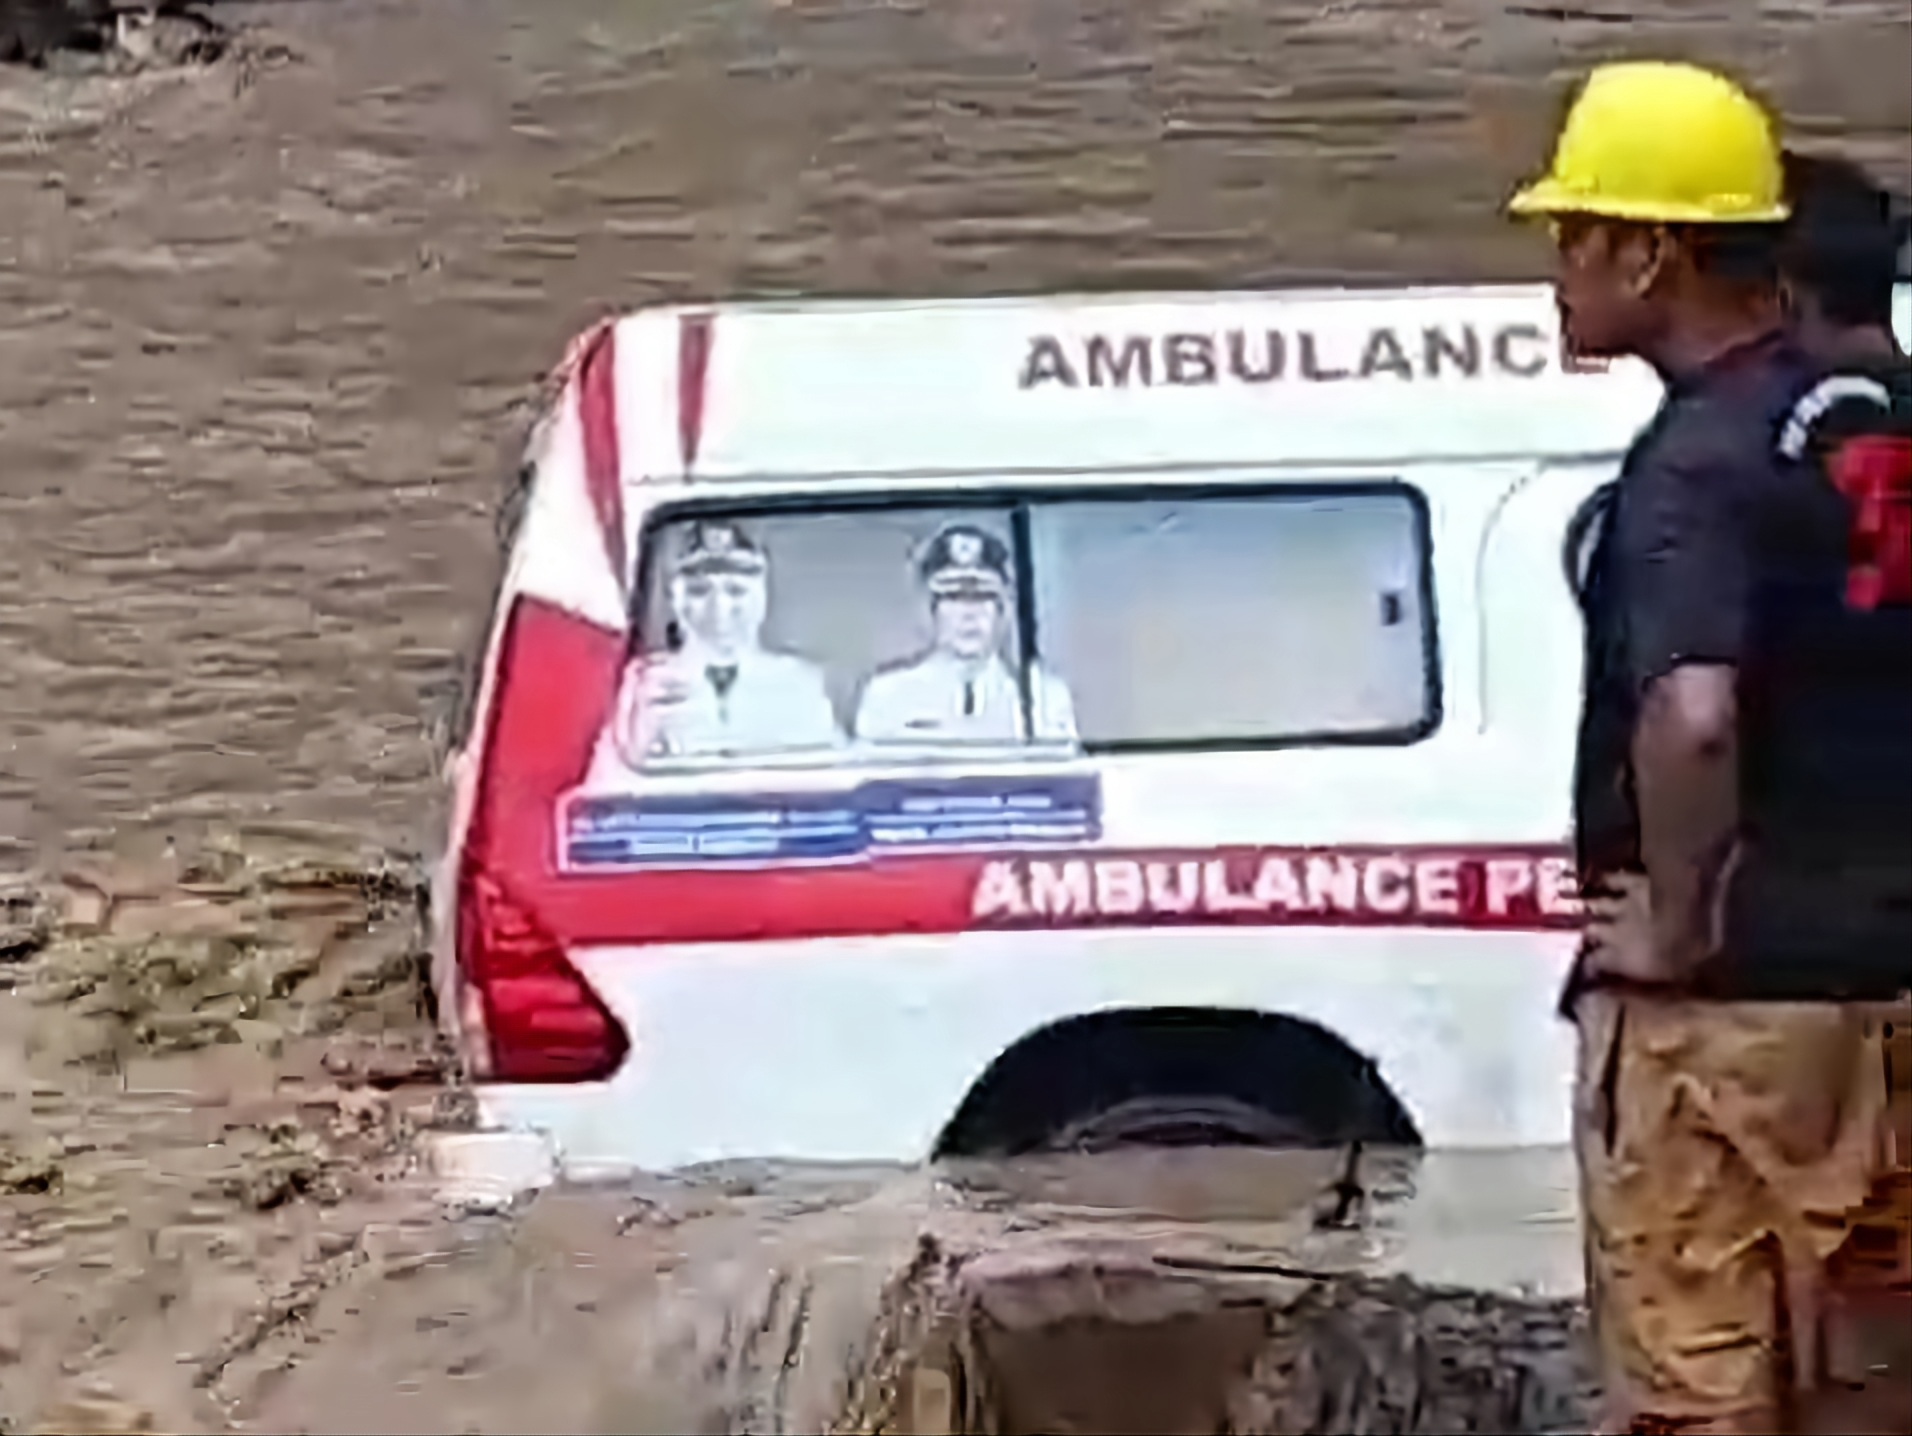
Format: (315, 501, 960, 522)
(1509, 61, 1789, 225)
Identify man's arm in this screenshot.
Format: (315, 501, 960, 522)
(1632, 666, 1739, 977)
(1620, 442, 1749, 981)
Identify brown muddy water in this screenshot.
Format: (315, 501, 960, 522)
(0, 0, 1907, 1430)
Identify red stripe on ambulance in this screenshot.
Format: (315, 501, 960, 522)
(576, 323, 626, 585)
(518, 843, 1580, 949)
(678, 311, 715, 474)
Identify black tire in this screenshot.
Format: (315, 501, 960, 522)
(1034, 1093, 1327, 1155)
(933, 1010, 1423, 1160)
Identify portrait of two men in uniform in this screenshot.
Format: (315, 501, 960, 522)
(588, 515, 1079, 777)
(855, 525, 1077, 745)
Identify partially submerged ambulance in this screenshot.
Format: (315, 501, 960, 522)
(432, 283, 1912, 1181)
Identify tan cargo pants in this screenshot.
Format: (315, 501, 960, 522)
(1572, 989, 1912, 1435)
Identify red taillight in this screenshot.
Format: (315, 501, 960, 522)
(455, 592, 629, 1083)
(458, 868, 629, 1083)
(450, 320, 632, 1084)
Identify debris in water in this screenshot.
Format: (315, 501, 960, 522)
(28, 1391, 159, 1436)
(11, 840, 434, 1071)
(0, 880, 49, 969)
(0, 2, 232, 73)
(216, 1119, 346, 1212)
(1, 1137, 63, 1195)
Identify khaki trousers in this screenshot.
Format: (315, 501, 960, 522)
(1572, 990, 1912, 1434)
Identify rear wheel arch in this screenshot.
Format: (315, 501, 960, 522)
(932, 1006, 1421, 1160)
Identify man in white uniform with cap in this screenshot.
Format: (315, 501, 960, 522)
(853, 523, 1077, 745)
(602, 519, 841, 770)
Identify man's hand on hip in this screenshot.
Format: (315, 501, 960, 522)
(1583, 872, 1689, 986)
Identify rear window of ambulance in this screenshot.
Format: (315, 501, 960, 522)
(620, 482, 1439, 769)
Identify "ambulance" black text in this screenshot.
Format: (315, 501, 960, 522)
(1016, 322, 1583, 391)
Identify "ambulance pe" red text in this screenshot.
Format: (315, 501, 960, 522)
(970, 848, 1581, 930)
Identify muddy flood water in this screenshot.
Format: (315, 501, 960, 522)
(0, 0, 1907, 1430)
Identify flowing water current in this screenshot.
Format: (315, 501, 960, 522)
(0, 1, 1904, 1429)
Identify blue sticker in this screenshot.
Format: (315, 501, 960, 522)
(565, 791, 865, 868)
(564, 773, 1101, 870)
(860, 774, 1102, 852)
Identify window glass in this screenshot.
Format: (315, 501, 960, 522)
(1028, 490, 1432, 747)
(603, 485, 1433, 775)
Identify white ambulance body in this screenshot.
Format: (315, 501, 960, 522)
(433, 283, 1912, 1181)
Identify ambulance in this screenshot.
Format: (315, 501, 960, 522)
(431, 283, 1912, 1182)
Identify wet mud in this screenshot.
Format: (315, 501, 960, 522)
(0, 0, 1907, 1429)
(199, 1154, 1591, 1435)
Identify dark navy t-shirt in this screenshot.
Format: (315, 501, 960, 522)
(1571, 332, 1912, 1000)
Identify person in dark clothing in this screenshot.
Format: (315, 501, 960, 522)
(1776, 150, 1910, 613)
(1779, 150, 1907, 371)
(1772, 147, 1912, 1436)
(1769, 151, 1911, 962)
(1509, 60, 1910, 1435)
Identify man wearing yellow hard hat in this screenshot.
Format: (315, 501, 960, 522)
(1512, 60, 1912, 1436)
